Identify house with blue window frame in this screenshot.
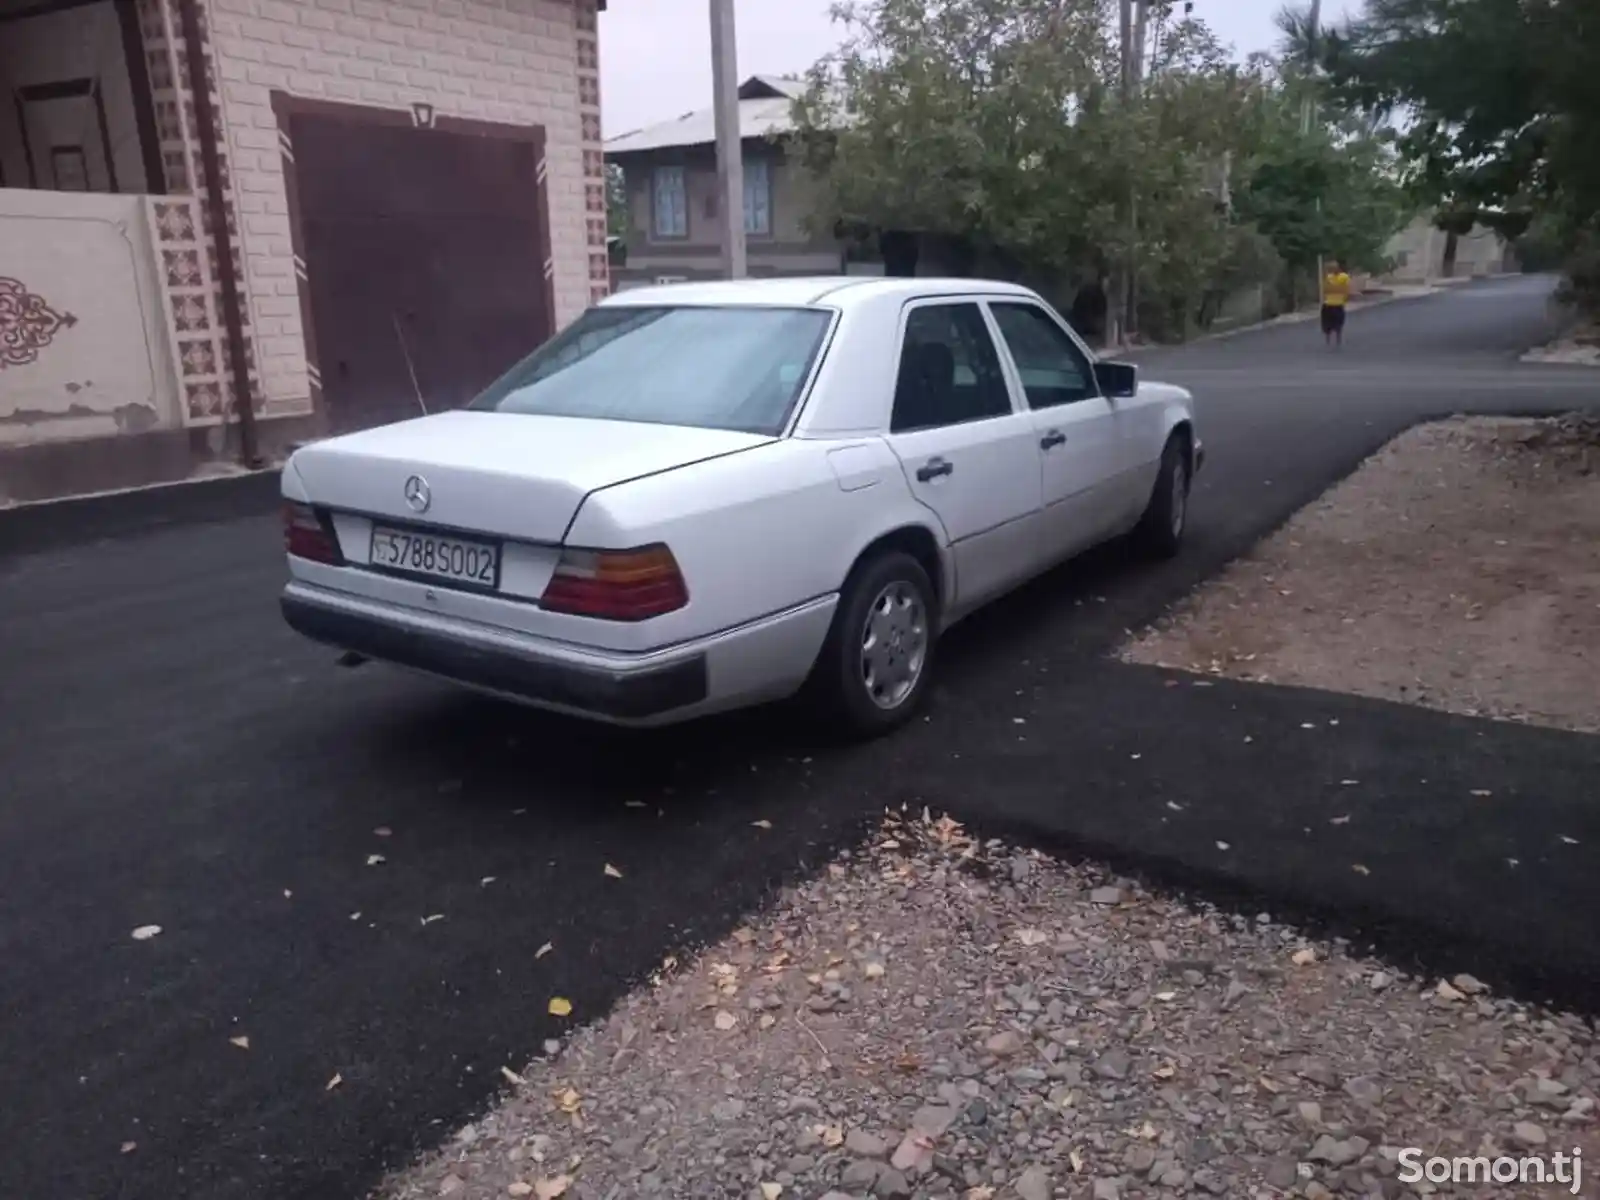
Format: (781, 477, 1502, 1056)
(604, 75, 854, 287)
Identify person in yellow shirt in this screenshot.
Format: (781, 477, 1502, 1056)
(1321, 260, 1352, 347)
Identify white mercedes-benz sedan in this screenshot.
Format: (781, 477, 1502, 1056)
(280, 277, 1201, 735)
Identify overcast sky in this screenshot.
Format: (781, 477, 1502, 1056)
(599, 0, 1361, 138)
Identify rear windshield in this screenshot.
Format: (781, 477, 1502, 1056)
(468, 305, 833, 435)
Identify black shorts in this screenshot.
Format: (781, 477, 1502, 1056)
(1320, 304, 1347, 334)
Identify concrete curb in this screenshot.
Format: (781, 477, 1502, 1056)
(0, 467, 283, 559)
(1113, 285, 1449, 357)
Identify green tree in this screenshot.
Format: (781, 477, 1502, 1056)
(1309, 0, 1600, 268)
(790, 0, 1262, 337)
(605, 162, 628, 239)
(1230, 85, 1410, 302)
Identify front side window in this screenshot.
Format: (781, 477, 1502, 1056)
(652, 166, 687, 238)
(988, 302, 1099, 408)
(744, 158, 771, 236)
(890, 303, 1014, 432)
(468, 305, 832, 435)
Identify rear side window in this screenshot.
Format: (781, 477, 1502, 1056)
(890, 303, 1013, 432)
(469, 305, 832, 435)
(988, 302, 1099, 408)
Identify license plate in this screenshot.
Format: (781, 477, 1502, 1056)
(369, 525, 500, 588)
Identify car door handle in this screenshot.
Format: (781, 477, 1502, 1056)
(1040, 429, 1067, 450)
(915, 457, 954, 482)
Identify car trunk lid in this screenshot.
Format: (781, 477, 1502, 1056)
(288, 410, 775, 543)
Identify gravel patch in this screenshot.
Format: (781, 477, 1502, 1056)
(377, 812, 1597, 1200)
(1522, 319, 1600, 366)
(1123, 416, 1600, 733)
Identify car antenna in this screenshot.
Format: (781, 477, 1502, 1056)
(392, 312, 429, 416)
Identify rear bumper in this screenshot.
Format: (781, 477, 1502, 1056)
(280, 581, 836, 725)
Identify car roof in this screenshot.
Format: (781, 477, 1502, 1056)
(598, 276, 1041, 311)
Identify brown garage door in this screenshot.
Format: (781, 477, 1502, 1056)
(289, 109, 553, 433)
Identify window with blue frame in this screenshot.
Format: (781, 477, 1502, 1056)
(743, 158, 771, 236)
(652, 166, 687, 238)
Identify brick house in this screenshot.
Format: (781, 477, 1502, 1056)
(0, 0, 611, 503)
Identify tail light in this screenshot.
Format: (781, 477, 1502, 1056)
(539, 544, 688, 621)
(283, 501, 345, 565)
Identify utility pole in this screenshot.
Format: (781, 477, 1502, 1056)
(1302, 0, 1324, 305)
(1300, 0, 1323, 136)
(709, 0, 747, 279)
(1109, 0, 1134, 348)
(1125, 0, 1151, 340)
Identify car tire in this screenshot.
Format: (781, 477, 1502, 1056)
(807, 550, 939, 738)
(1133, 433, 1191, 559)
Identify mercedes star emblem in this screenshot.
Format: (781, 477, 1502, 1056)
(403, 474, 431, 513)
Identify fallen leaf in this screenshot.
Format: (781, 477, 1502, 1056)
(1330, 814, 1351, 825)
(283, 889, 292, 899)
(760, 1183, 783, 1200)
(1014, 927, 1050, 947)
(1561, 836, 1579, 845)
(536, 942, 553, 959)
(120, 1141, 137, 1154)
(1352, 864, 1371, 876)
(758, 1013, 777, 1030)
(713, 1009, 738, 1031)
(863, 960, 886, 979)
(1291, 948, 1317, 966)
(1471, 789, 1493, 798)
(1069, 1148, 1084, 1172)
(1154, 991, 1177, 1002)
(366, 854, 386, 867)
(421, 914, 444, 925)
(534, 1176, 572, 1200)
(349, 911, 361, 921)
(1216, 840, 1232, 851)
(131, 924, 162, 941)
(603, 863, 623, 879)
(548, 997, 573, 1018)
(554, 1087, 581, 1114)
(1340, 779, 1360, 785)
(751, 819, 773, 830)
(816, 1123, 844, 1148)
(1300, 723, 1316, 730)
(373, 826, 392, 837)
(507, 1184, 534, 1198)
(325, 1072, 343, 1091)
(229, 1035, 250, 1050)
(1166, 801, 1184, 812)
(1153, 1064, 1176, 1079)
(1258, 1075, 1282, 1093)
(501, 1065, 526, 1086)
(481, 876, 497, 886)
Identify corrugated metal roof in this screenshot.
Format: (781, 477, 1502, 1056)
(605, 76, 810, 155)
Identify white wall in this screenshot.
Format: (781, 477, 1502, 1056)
(205, 0, 595, 410)
(0, 190, 180, 446)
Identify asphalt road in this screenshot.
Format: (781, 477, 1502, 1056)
(3, 275, 1598, 1200)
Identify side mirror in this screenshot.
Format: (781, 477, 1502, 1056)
(1094, 359, 1138, 399)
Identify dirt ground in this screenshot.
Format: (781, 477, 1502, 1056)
(1123, 416, 1600, 733)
